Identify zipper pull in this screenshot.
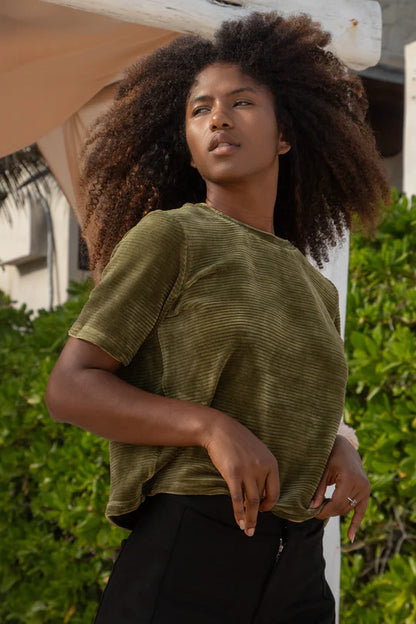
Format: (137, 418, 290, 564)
(275, 537, 284, 562)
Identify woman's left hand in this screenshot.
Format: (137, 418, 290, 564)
(310, 434, 371, 543)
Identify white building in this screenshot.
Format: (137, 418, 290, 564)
(0, 185, 88, 312)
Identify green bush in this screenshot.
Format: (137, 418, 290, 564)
(341, 190, 416, 623)
(0, 281, 125, 624)
(0, 191, 415, 622)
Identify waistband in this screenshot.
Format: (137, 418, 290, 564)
(151, 494, 322, 537)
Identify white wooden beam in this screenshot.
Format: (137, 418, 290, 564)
(40, 0, 382, 70)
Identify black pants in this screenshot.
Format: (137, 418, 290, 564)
(94, 494, 335, 624)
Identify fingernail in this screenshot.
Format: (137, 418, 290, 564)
(350, 534, 355, 544)
(246, 528, 255, 537)
(239, 520, 245, 531)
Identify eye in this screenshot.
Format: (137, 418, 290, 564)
(234, 100, 252, 107)
(191, 106, 210, 117)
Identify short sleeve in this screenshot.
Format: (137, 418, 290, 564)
(69, 210, 186, 365)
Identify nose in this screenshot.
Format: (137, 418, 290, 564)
(210, 104, 233, 130)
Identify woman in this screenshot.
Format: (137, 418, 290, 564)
(46, 12, 388, 624)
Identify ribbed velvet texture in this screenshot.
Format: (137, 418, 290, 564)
(69, 203, 348, 528)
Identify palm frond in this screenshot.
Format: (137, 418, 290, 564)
(0, 144, 54, 216)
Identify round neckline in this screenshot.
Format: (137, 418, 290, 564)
(193, 202, 295, 250)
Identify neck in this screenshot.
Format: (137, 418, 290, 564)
(205, 175, 277, 234)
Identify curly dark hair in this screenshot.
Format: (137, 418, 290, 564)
(81, 12, 390, 269)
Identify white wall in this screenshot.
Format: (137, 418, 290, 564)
(0, 187, 89, 312)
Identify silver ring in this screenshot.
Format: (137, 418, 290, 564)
(347, 497, 358, 507)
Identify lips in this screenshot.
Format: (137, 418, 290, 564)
(208, 132, 239, 152)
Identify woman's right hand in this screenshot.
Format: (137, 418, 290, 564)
(202, 413, 280, 537)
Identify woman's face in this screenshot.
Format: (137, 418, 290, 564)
(185, 62, 290, 187)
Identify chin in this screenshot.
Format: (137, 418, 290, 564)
(201, 171, 247, 186)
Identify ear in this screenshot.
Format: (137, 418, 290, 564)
(190, 159, 197, 169)
(277, 134, 291, 155)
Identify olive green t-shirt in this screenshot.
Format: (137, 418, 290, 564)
(69, 203, 348, 528)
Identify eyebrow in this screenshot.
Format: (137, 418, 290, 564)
(189, 86, 257, 104)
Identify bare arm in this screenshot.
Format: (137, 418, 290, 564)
(46, 336, 280, 536)
(46, 336, 216, 446)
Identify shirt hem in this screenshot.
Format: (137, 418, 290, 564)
(105, 486, 327, 529)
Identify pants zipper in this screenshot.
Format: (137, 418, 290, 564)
(275, 524, 288, 565)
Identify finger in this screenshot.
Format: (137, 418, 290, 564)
(347, 498, 369, 543)
(314, 500, 333, 520)
(309, 468, 329, 509)
(316, 487, 365, 520)
(242, 480, 261, 537)
(315, 496, 351, 520)
(317, 479, 361, 518)
(259, 469, 280, 512)
(228, 480, 246, 531)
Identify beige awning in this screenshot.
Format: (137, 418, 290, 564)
(1, 0, 178, 239)
(0, 0, 177, 157)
